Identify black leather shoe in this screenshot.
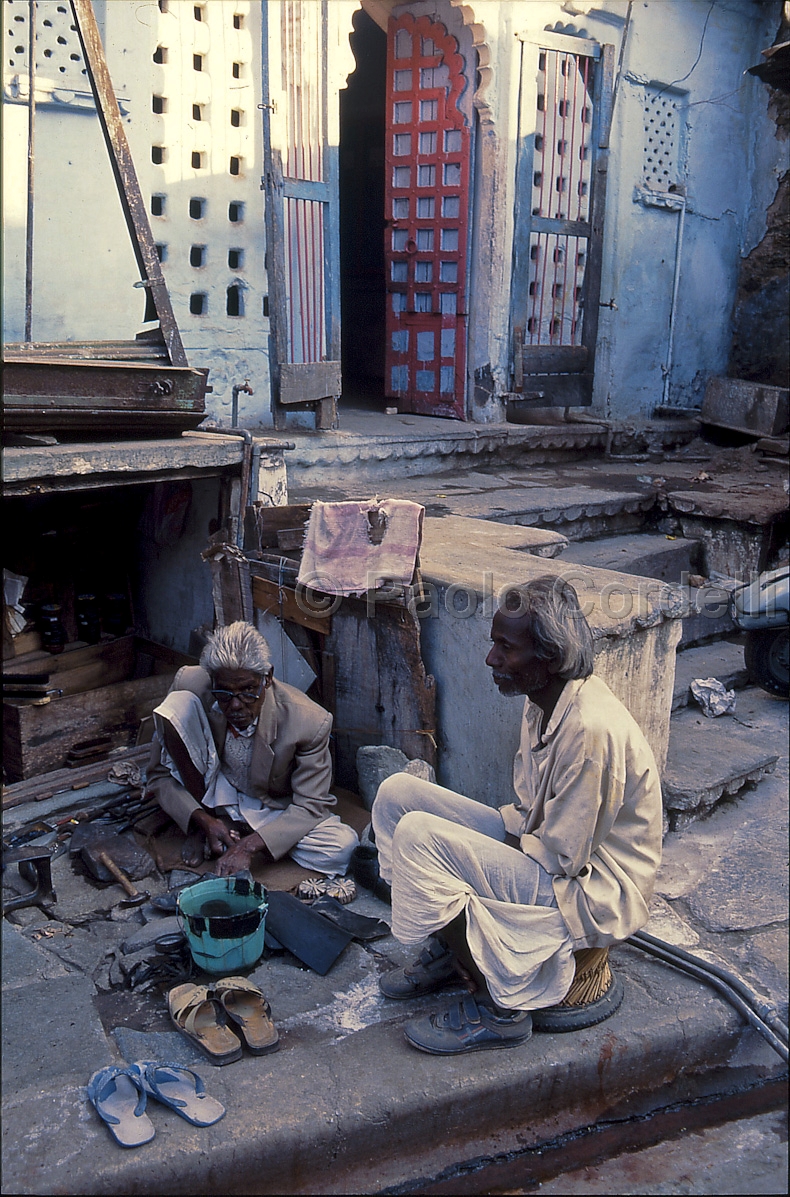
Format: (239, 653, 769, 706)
(349, 840, 392, 904)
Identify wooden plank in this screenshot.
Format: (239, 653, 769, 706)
(597, 42, 616, 150)
(1, 744, 151, 810)
(2, 360, 207, 410)
(70, 0, 187, 366)
(522, 345, 589, 375)
(525, 29, 602, 58)
(3, 674, 170, 782)
(578, 46, 614, 393)
(529, 216, 590, 238)
(8, 636, 136, 678)
(6, 340, 170, 362)
(253, 503, 312, 550)
(325, 597, 436, 789)
(251, 575, 332, 636)
(282, 178, 331, 203)
(279, 362, 342, 406)
(2, 409, 207, 436)
(508, 373, 594, 407)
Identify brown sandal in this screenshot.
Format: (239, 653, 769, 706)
(167, 983, 242, 1065)
(212, 977, 280, 1055)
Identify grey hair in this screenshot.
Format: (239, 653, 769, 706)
(500, 576, 594, 681)
(200, 621, 273, 678)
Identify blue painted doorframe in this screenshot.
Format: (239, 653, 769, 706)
(509, 31, 614, 407)
(262, 0, 342, 430)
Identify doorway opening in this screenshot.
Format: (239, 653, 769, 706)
(339, 8, 387, 410)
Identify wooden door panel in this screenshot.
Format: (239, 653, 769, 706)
(262, 1, 340, 425)
(384, 13, 470, 420)
(511, 34, 614, 406)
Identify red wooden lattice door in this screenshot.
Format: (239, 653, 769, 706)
(384, 13, 470, 420)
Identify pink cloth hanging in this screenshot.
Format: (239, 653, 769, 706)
(297, 499, 424, 596)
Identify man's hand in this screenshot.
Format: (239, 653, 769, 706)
(190, 809, 241, 857)
(213, 832, 273, 877)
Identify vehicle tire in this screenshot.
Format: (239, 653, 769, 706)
(744, 627, 790, 698)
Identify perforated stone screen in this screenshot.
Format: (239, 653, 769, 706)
(642, 85, 684, 192)
(4, 0, 89, 93)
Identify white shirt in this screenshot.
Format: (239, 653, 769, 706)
(499, 675, 663, 948)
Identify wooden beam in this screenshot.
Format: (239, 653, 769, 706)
(69, 0, 187, 367)
(252, 575, 332, 636)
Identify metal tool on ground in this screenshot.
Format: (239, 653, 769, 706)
(96, 851, 149, 907)
(2, 846, 56, 915)
(78, 829, 154, 884)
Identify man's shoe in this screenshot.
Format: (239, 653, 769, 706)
(379, 937, 457, 999)
(404, 994, 532, 1055)
(349, 838, 392, 904)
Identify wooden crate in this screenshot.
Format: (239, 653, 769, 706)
(2, 637, 194, 782)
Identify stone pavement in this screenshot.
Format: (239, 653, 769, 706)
(1, 684, 786, 1195)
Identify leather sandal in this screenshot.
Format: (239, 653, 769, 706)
(212, 976, 280, 1055)
(167, 983, 242, 1065)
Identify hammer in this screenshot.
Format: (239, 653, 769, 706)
(96, 851, 149, 907)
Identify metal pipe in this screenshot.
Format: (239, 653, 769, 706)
(24, 0, 37, 343)
(231, 380, 252, 428)
(632, 930, 788, 1045)
(662, 195, 687, 407)
(629, 931, 788, 1061)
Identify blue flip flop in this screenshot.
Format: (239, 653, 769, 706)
(87, 1066, 155, 1147)
(129, 1061, 226, 1127)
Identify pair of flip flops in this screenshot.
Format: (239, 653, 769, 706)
(87, 1061, 225, 1147)
(168, 977, 279, 1065)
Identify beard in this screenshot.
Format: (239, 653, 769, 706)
(491, 673, 525, 697)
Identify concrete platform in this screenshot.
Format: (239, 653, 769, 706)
(283, 411, 696, 488)
(661, 691, 781, 829)
(560, 532, 702, 582)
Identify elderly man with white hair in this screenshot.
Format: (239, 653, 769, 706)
(147, 621, 358, 877)
(371, 575, 663, 1056)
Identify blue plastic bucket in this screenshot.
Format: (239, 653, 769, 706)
(177, 875, 268, 975)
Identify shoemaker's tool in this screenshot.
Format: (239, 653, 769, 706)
(96, 851, 150, 907)
(2, 846, 56, 916)
(78, 830, 154, 882)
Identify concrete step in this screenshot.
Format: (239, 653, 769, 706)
(673, 639, 751, 710)
(662, 690, 779, 830)
(285, 415, 697, 488)
(559, 532, 702, 582)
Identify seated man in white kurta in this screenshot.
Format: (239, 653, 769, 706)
(372, 575, 662, 1055)
(146, 621, 358, 878)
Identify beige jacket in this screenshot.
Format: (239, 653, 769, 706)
(146, 665, 334, 860)
(499, 675, 663, 950)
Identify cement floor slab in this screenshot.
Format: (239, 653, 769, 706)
(662, 695, 781, 826)
(673, 639, 751, 709)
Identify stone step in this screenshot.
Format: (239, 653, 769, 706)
(285, 415, 697, 488)
(559, 532, 702, 582)
(672, 639, 751, 711)
(662, 691, 779, 830)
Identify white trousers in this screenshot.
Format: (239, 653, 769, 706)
(153, 690, 357, 877)
(372, 773, 576, 1011)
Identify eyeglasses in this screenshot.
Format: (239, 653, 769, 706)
(211, 680, 267, 705)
